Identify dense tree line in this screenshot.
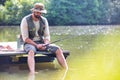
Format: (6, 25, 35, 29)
(0, 0, 120, 26)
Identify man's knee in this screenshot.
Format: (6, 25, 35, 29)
(53, 46, 63, 56)
(56, 47, 62, 53)
(46, 45, 60, 53)
(28, 50, 35, 56)
(24, 44, 37, 53)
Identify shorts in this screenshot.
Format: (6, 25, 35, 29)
(24, 41, 58, 54)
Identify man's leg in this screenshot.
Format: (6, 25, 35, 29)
(47, 45, 68, 70)
(28, 50, 35, 74)
(55, 48, 68, 70)
(24, 44, 37, 74)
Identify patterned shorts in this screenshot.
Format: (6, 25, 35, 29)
(24, 41, 58, 54)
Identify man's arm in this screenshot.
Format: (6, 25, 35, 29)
(44, 39, 50, 44)
(43, 17, 50, 44)
(24, 38, 37, 47)
(20, 17, 39, 48)
(25, 38, 45, 50)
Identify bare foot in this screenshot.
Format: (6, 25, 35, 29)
(62, 66, 68, 71)
(29, 71, 38, 75)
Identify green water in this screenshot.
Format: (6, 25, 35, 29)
(0, 25, 120, 80)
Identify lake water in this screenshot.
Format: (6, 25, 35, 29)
(0, 25, 120, 80)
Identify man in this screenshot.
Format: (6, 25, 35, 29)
(20, 3, 68, 74)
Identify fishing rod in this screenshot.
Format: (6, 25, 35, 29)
(44, 35, 74, 46)
(44, 26, 105, 46)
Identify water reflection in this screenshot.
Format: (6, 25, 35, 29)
(27, 69, 68, 80)
(0, 62, 68, 80)
(1, 25, 120, 80)
(28, 73, 35, 80)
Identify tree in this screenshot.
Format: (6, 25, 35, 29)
(46, 0, 115, 25)
(109, 0, 120, 24)
(0, 0, 6, 5)
(0, 0, 120, 25)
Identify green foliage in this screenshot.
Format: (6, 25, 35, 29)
(0, 5, 6, 24)
(0, 0, 6, 5)
(46, 0, 117, 25)
(0, 0, 120, 26)
(109, 0, 120, 24)
(1, 0, 33, 25)
(0, 0, 49, 25)
(46, 0, 73, 25)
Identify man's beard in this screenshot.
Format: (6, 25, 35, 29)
(34, 14, 40, 19)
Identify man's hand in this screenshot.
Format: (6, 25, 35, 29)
(36, 44, 46, 50)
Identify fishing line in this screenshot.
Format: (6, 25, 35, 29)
(45, 35, 75, 46)
(44, 26, 106, 46)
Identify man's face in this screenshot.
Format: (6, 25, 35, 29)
(34, 11, 41, 19)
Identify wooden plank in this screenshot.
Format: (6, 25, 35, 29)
(0, 50, 51, 56)
(0, 56, 55, 64)
(0, 50, 70, 58)
(0, 50, 69, 64)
